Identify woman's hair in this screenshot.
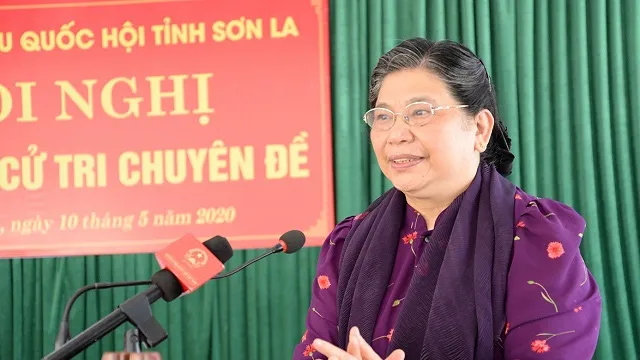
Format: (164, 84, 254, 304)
(368, 38, 515, 176)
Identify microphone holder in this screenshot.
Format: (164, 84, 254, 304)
(43, 286, 167, 360)
(54, 280, 152, 350)
(120, 292, 167, 347)
(124, 328, 143, 352)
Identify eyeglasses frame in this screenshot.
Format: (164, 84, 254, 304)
(362, 101, 470, 130)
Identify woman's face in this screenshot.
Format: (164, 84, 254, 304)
(369, 68, 485, 200)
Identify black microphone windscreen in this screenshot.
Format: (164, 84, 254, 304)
(280, 230, 305, 254)
(150, 269, 183, 302)
(204, 235, 233, 263)
(152, 236, 232, 302)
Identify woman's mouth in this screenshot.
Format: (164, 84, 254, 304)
(388, 155, 425, 169)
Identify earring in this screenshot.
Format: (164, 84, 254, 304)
(479, 142, 485, 151)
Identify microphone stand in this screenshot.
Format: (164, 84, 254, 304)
(54, 280, 151, 349)
(46, 242, 288, 359)
(43, 285, 167, 360)
(124, 328, 143, 352)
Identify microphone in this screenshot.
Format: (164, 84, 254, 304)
(44, 234, 233, 360)
(52, 230, 304, 350)
(213, 229, 305, 280)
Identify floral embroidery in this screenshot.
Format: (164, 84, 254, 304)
(392, 297, 405, 307)
(516, 221, 526, 228)
(514, 236, 521, 241)
(303, 344, 316, 358)
(544, 212, 555, 218)
(530, 330, 576, 354)
(354, 212, 369, 221)
(528, 201, 537, 207)
(504, 322, 510, 335)
(547, 242, 565, 259)
(301, 330, 308, 342)
(580, 263, 588, 286)
(531, 340, 550, 353)
(402, 231, 417, 244)
(402, 231, 418, 259)
(317, 275, 331, 289)
(373, 328, 394, 342)
(527, 280, 559, 312)
(515, 194, 522, 200)
(312, 307, 326, 320)
(578, 232, 583, 238)
(574, 306, 583, 312)
(411, 211, 421, 230)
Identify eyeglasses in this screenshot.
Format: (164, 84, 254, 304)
(363, 101, 469, 131)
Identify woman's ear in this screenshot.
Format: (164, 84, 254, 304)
(474, 109, 494, 152)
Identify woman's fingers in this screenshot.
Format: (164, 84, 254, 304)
(346, 327, 362, 358)
(355, 330, 380, 359)
(354, 330, 403, 360)
(313, 339, 357, 360)
(313, 328, 404, 360)
(386, 349, 405, 360)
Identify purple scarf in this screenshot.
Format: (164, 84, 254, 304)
(336, 163, 516, 360)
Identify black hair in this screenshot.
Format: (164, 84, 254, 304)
(368, 38, 515, 176)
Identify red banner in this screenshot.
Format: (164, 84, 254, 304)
(0, 0, 334, 258)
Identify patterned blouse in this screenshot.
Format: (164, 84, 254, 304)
(293, 188, 602, 359)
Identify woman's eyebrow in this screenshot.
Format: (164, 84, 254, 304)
(375, 96, 438, 109)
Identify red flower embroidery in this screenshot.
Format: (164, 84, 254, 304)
(547, 242, 565, 259)
(301, 330, 308, 342)
(516, 221, 526, 228)
(531, 340, 550, 353)
(531, 330, 575, 354)
(303, 344, 316, 357)
(402, 231, 418, 244)
(317, 275, 331, 289)
(402, 232, 419, 261)
(531, 330, 575, 353)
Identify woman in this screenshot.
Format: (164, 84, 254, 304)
(293, 38, 601, 360)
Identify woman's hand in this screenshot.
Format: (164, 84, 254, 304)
(312, 327, 405, 360)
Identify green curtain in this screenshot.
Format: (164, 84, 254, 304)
(1, 1, 639, 359)
(0, 248, 322, 359)
(0, 248, 323, 359)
